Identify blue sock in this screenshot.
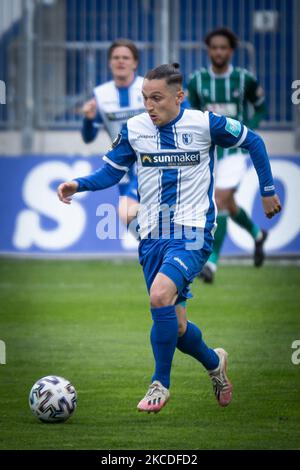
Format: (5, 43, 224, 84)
(150, 305, 178, 389)
(176, 321, 219, 370)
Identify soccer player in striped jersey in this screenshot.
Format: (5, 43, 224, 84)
(188, 28, 268, 283)
(58, 63, 281, 414)
(81, 39, 144, 231)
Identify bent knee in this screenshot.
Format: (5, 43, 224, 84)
(150, 286, 175, 308)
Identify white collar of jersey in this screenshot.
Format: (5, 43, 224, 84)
(208, 64, 233, 79)
(114, 74, 137, 90)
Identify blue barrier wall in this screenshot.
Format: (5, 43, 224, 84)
(0, 155, 299, 256)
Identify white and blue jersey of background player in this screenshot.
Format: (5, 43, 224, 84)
(81, 75, 145, 200)
(76, 109, 275, 303)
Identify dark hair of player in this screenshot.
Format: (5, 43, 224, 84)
(205, 28, 238, 50)
(145, 63, 183, 88)
(108, 39, 139, 62)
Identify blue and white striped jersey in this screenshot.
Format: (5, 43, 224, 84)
(93, 76, 145, 141)
(76, 108, 275, 240)
(103, 108, 273, 239)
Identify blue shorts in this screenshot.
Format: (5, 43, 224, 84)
(118, 167, 138, 201)
(138, 227, 213, 304)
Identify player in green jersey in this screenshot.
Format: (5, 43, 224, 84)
(188, 27, 268, 283)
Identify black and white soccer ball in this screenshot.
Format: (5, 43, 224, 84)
(29, 375, 77, 423)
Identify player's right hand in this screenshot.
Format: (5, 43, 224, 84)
(82, 98, 97, 119)
(57, 181, 79, 204)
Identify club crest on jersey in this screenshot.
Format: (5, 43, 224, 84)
(181, 133, 193, 145)
(141, 151, 200, 167)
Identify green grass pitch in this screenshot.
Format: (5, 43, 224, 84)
(0, 259, 300, 450)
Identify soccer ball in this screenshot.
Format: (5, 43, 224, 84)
(29, 375, 77, 423)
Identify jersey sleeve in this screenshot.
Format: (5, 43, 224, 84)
(75, 123, 136, 192)
(81, 90, 103, 145)
(239, 129, 275, 196)
(208, 112, 247, 148)
(74, 163, 125, 192)
(103, 123, 137, 171)
(208, 112, 275, 197)
(81, 113, 102, 143)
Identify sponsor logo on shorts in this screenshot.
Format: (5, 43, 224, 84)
(173, 257, 188, 271)
(141, 151, 200, 167)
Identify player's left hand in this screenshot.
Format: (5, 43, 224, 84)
(262, 194, 282, 219)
